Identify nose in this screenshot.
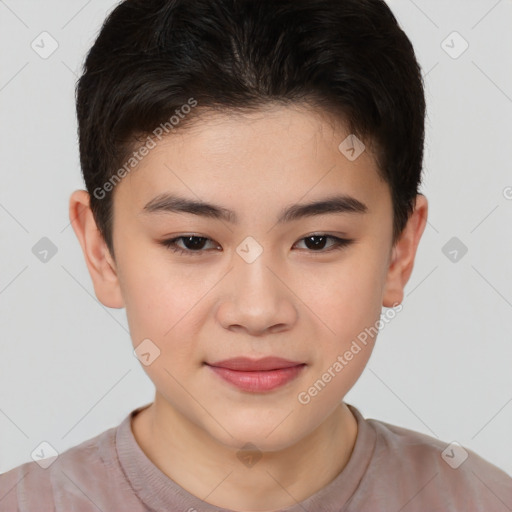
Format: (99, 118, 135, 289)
(215, 252, 298, 336)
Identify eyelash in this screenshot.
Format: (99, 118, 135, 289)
(160, 234, 354, 256)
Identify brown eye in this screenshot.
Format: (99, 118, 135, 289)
(161, 235, 219, 255)
(294, 235, 353, 252)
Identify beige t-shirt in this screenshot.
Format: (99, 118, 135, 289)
(1, 402, 511, 511)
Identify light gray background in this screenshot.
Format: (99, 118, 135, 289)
(1, 0, 511, 476)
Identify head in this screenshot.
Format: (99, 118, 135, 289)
(70, 0, 428, 451)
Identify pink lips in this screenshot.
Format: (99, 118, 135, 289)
(205, 357, 306, 392)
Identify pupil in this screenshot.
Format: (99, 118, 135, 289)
(186, 236, 206, 250)
(306, 236, 326, 250)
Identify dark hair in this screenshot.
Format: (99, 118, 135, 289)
(76, 0, 426, 260)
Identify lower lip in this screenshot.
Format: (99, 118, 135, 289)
(206, 364, 306, 392)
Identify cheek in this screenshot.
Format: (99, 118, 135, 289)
(296, 253, 385, 337)
(294, 252, 384, 397)
(117, 250, 196, 349)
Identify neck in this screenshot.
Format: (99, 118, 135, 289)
(131, 395, 358, 511)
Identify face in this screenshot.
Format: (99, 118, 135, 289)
(93, 105, 401, 451)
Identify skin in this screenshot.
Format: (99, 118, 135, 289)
(69, 104, 428, 512)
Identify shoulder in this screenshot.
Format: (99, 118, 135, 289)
(0, 458, 59, 512)
(0, 422, 129, 512)
(359, 415, 512, 511)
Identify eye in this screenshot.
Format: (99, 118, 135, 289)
(160, 235, 220, 256)
(160, 234, 354, 256)
(294, 234, 354, 252)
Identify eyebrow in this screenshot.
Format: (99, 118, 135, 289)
(141, 193, 368, 224)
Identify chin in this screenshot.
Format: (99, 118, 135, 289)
(210, 419, 306, 454)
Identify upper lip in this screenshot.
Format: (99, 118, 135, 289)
(206, 357, 304, 371)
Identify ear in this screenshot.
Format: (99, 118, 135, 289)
(68, 190, 125, 309)
(382, 194, 428, 308)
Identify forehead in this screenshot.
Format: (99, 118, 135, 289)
(113, 104, 389, 220)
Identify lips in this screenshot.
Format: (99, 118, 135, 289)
(205, 357, 307, 392)
(206, 356, 304, 371)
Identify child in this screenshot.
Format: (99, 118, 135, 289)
(1, 0, 511, 510)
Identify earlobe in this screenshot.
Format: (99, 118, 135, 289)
(68, 189, 125, 309)
(382, 194, 428, 308)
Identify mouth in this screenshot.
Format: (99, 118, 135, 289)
(204, 357, 306, 392)
(206, 356, 304, 371)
